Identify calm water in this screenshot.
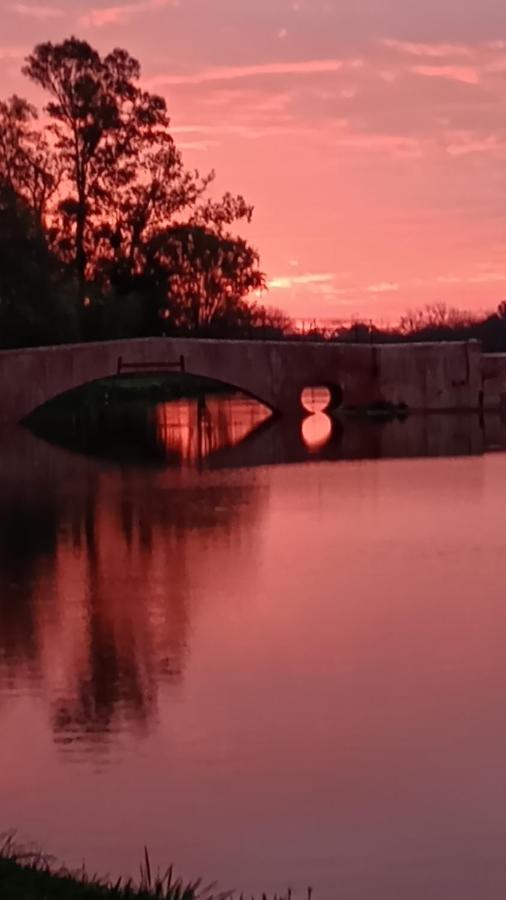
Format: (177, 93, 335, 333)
(2, 396, 506, 898)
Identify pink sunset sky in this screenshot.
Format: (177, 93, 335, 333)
(2, 0, 506, 322)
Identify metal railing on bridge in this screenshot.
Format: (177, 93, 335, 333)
(116, 354, 186, 375)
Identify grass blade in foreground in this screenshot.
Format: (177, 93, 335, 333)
(0, 837, 312, 899)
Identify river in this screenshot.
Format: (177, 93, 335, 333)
(1, 394, 506, 898)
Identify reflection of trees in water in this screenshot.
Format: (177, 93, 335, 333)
(51, 587, 158, 746)
(155, 395, 271, 463)
(0, 495, 60, 680)
(50, 479, 192, 746)
(0, 428, 264, 753)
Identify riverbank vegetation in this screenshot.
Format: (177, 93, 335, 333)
(0, 841, 306, 900)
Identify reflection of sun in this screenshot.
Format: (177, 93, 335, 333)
(302, 413, 332, 451)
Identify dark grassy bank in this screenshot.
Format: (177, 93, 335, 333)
(0, 856, 222, 900)
(0, 844, 309, 900)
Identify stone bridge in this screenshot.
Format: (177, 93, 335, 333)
(0, 336, 491, 424)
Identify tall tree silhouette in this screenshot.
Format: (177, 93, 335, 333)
(19, 36, 264, 329)
(23, 39, 169, 302)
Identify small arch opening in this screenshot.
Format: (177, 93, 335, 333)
(300, 384, 343, 414)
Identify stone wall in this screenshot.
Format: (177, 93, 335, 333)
(368, 341, 483, 412)
(482, 353, 506, 411)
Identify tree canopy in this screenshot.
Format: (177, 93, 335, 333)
(0, 36, 278, 347)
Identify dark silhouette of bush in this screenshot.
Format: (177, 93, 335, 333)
(0, 184, 79, 348)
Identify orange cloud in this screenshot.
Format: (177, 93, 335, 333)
(10, 2, 64, 17)
(145, 59, 346, 88)
(367, 282, 400, 294)
(382, 39, 472, 59)
(333, 130, 424, 159)
(411, 64, 480, 85)
(268, 273, 336, 289)
(80, 0, 175, 28)
(0, 47, 26, 59)
(445, 133, 500, 156)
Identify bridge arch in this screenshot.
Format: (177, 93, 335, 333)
(24, 367, 278, 423)
(300, 382, 343, 415)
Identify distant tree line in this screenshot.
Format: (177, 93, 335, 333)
(0, 37, 291, 348)
(300, 303, 506, 353)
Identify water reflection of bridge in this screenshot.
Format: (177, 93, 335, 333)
(58, 391, 503, 470)
(207, 411, 502, 469)
(152, 392, 506, 468)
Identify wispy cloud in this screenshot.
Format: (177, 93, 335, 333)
(10, 2, 64, 17)
(145, 59, 346, 88)
(367, 282, 399, 294)
(334, 131, 424, 159)
(268, 273, 335, 290)
(80, 0, 176, 28)
(444, 271, 506, 285)
(177, 139, 220, 151)
(0, 47, 26, 60)
(411, 64, 480, 85)
(382, 39, 472, 59)
(445, 132, 500, 156)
